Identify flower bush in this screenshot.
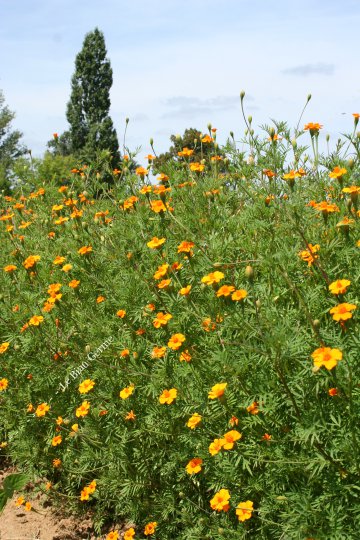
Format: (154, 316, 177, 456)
(1, 108, 360, 539)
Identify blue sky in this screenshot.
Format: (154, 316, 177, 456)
(1, 0, 359, 159)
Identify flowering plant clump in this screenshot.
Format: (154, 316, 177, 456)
(1, 108, 360, 539)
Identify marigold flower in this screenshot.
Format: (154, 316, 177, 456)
(15, 496, 25, 507)
(76, 400, 90, 417)
(210, 489, 230, 512)
(23, 255, 40, 269)
(283, 170, 301, 181)
(153, 263, 169, 280)
(157, 278, 171, 289)
(52, 435, 62, 446)
(304, 122, 323, 134)
(53, 458, 61, 467)
(329, 387, 338, 396)
(229, 415, 239, 426)
(216, 284, 235, 297)
(106, 531, 119, 540)
(180, 350, 192, 362)
(179, 285, 192, 296)
(168, 333, 185, 350)
(209, 438, 224, 456)
(171, 261, 182, 271)
(4, 264, 17, 272)
(262, 433, 272, 441)
(329, 279, 351, 295)
(298, 243, 320, 266)
(125, 410, 136, 421)
(0, 378, 9, 392)
(178, 147, 194, 157)
(177, 240, 195, 253)
(329, 166, 347, 180)
(311, 347, 343, 370)
(201, 135, 213, 143)
(72, 423, 79, 432)
(78, 245, 92, 255)
(221, 430, 242, 450)
(79, 379, 95, 394)
(159, 388, 177, 404)
(80, 487, 90, 501)
(232, 289, 247, 301)
(187, 413, 202, 429)
(147, 236, 166, 249)
(190, 162, 205, 172)
(0, 342, 10, 354)
(28, 315, 44, 326)
(157, 173, 169, 182)
(61, 264, 72, 273)
(150, 199, 167, 213)
(25, 502, 32, 512)
(53, 255, 66, 265)
(186, 457, 203, 474)
(236, 500, 254, 522)
(152, 346, 167, 359)
(116, 309, 126, 318)
(119, 384, 135, 399)
(329, 303, 356, 321)
(201, 271, 224, 285)
(68, 279, 80, 288)
(247, 401, 259, 415)
(208, 382, 227, 399)
(153, 312, 172, 328)
(136, 166, 148, 177)
(144, 522, 157, 535)
(35, 403, 50, 417)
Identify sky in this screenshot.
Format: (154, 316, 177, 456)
(1, 0, 360, 159)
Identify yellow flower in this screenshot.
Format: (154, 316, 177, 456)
(153, 312, 172, 328)
(24, 502, 32, 512)
(232, 289, 247, 301)
(147, 237, 166, 249)
(116, 309, 126, 318)
(28, 315, 44, 326)
(159, 388, 177, 404)
(76, 400, 91, 417)
(220, 430, 242, 450)
(106, 531, 120, 540)
(79, 379, 95, 394)
(151, 346, 167, 359)
(3, 264, 17, 273)
(120, 384, 135, 400)
(78, 245, 93, 255)
(210, 489, 230, 512)
(68, 279, 80, 288)
(208, 382, 227, 399)
(51, 435, 62, 446)
(247, 401, 259, 414)
(329, 166, 347, 180)
(209, 438, 224, 456)
(61, 264, 73, 273)
(216, 284, 235, 297)
(0, 342, 10, 354)
(236, 500, 254, 522)
(179, 285, 192, 296)
(53, 255, 66, 265)
(35, 403, 50, 417)
(311, 347, 343, 370)
(23, 255, 40, 269)
(186, 457, 203, 474)
(329, 303, 356, 321)
(144, 522, 157, 535)
(180, 350, 192, 362)
(187, 413, 202, 429)
(328, 279, 351, 295)
(202, 271, 225, 285)
(167, 333, 185, 350)
(123, 528, 135, 540)
(0, 378, 9, 392)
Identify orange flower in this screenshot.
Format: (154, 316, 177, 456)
(216, 284, 235, 297)
(201, 271, 224, 285)
(35, 403, 50, 417)
(76, 400, 91, 417)
(208, 383, 227, 399)
(168, 333, 185, 350)
(157, 173, 169, 182)
(221, 430, 242, 450)
(116, 309, 126, 318)
(311, 347, 343, 370)
(15, 496, 25, 507)
(51, 435, 62, 446)
(153, 263, 169, 280)
(179, 285, 191, 296)
(23, 255, 40, 269)
(329, 279, 350, 295)
(180, 350, 192, 362)
(96, 295, 105, 304)
(140, 185, 152, 195)
(187, 413, 202, 429)
(69, 279, 80, 288)
(263, 169, 275, 178)
(136, 166, 148, 177)
(4, 264, 17, 272)
(209, 438, 224, 456)
(229, 415, 239, 426)
(157, 278, 171, 289)
(247, 401, 259, 415)
(329, 303, 356, 321)
(231, 289, 247, 301)
(144, 522, 157, 535)
(190, 162, 205, 173)
(28, 315, 44, 326)
(78, 245, 92, 255)
(201, 135, 213, 143)
(125, 410, 136, 421)
(210, 489, 230, 512)
(120, 385, 135, 400)
(236, 500, 254, 522)
(53, 458, 61, 468)
(53, 255, 66, 265)
(61, 264, 72, 273)
(0, 342, 10, 354)
(153, 312, 172, 328)
(152, 346, 167, 359)
(150, 199, 167, 213)
(25, 502, 32, 512)
(177, 147, 194, 157)
(283, 170, 301, 181)
(159, 388, 177, 404)
(328, 387, 338, 396)
(329, 166, 347, 180)
(177, 240, 195, 254)
(79, 379, 95, 394)
(298, 243, 320, 266)
(147, 236, 166, 249)
(106, 531, 119, 540)
(304, 122, 323, 134)
(0, 378, 9, 392)
(186, 457, 203, 474)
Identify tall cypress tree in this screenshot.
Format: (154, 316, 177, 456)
(66, 28, 120, 166)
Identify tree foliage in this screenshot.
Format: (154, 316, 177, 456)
(0, 90, 26, 192)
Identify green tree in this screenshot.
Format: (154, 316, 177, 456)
(63, 28, 120, 167)
(0, 90, 26, 192)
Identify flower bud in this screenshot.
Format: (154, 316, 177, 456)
(240, 90, 245, 100)
(150, 138, 154, 146)
(245, 265, 254, 281)
(248, 115, 252, 124)
(307, 94, 312, 102)
(85, 345, 91, 353)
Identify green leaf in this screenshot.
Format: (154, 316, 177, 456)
(2, 473, 29, 498)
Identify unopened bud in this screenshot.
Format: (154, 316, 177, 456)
(313, 319, 320, 329)
(230, 131, 234, 139)
(125, 117, 129, 124)
(240, 90, 245, 100)
(248, 115, 252, 124)
(207, 123, 212, 131)
(245, 265, 254, 281)
(85, 345, 91, 353)
(291, 139, 297, 148)
(307, 94, 312, 102)
(326, 134, 330, 142)
(150, 138, 154, 146)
